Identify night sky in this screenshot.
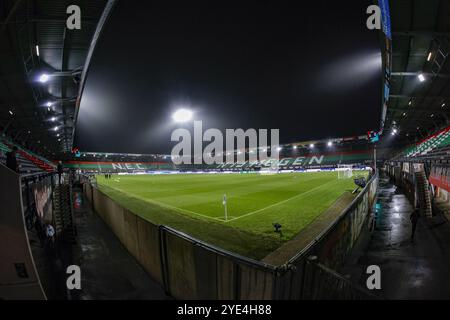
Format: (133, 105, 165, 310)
(74, 0, 382, 154)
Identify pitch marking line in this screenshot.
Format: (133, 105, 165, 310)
(225, 179, 338, 222)
(100, 184, 224, 222)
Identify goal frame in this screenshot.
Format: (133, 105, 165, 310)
(337, 164, 353, 179)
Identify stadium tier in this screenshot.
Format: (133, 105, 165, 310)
(401, 125, 450, 158)
(1, 139, 55, 174)
(63, 149, 372, 172)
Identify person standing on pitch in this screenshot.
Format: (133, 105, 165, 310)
(410, 203, 420, 242)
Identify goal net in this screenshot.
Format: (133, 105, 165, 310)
(337, 164, 353, 179)
(259, 159, 280, 175)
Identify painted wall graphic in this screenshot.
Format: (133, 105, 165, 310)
(33, 180, 53, 222)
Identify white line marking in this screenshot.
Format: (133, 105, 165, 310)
(226, 179, 338, 222)
(100, 184, 225, 222)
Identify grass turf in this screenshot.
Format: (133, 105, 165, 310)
(96, 171, 364, 260)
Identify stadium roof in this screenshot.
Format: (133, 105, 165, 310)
(385, 0, 450, 144)
(0, 0, 107, 157)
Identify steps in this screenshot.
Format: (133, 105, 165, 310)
(17, 150, 54, 172)
(3, 141, 55, 172)
(53, 184, 77, 244)
(415, 171, 433, 217)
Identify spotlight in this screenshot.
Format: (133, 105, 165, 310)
(310, 143, 314, 148)
(293, 145, 297, 149)
(277, 147, 282, 151)
(39, 73, 50, 83)
(427, 52, 432, 61)
(327, 141, 332, 147)
(9, 110, 13, 115)
(53, 126, 58, 131)
(172, 109, 193, 123)
(46, 101, 53, 107)
(51, 117, 56, 122)
(418, 73, 425, 82)
(35, 45, 40, 57)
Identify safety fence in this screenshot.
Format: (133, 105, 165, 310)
(83, 173, 379, 300)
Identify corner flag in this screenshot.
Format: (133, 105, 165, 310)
(223, 194, 228, 221)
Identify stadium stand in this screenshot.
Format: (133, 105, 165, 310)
(0, 138, 55, 174)
(401, 125, 450, 158)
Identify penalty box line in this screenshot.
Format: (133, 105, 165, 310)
(225, 179, 338, 222)
(100, 183, 225, 222)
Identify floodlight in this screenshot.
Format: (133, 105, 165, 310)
(293, 145, 297, 149)
(172, 109, 193, 123)
(39, 73, 50, 83)
(277, 147, 282, 151)
(418, 73, 425, 82)
(327, 141, 332, 147)
(309, 143, 314, 148)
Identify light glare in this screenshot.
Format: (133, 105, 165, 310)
(39, 73, 50, 83)
(172, 109, 193, 123)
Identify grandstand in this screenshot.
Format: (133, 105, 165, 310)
(401, 125, 450, 158)
(1, 0, 450, 303)
(1, 138, 55, 174)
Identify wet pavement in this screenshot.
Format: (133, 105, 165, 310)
(71, 188, 169, 300)
(341, 174, 450, 299)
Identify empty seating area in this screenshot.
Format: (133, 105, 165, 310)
(402, 126, 450, 158)
(0, 139, 55, 174)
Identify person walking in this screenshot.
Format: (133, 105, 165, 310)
(410, 203, 420, 242)
(57, 161, 63, 184)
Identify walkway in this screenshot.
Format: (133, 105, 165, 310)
(71, 188, 169, 300)
(341, 175, 450, 299)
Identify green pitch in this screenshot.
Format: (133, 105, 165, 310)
(97, 171, 364, 259)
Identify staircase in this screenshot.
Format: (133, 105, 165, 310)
(53, 184, 77, 243)
(415, 171, 433, 217)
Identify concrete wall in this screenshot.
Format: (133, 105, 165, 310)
(0, 164, 46, 300)
(85, 173, 378, 300)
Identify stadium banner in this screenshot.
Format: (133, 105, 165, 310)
(66, 151, 372, 172)
(33, 178, 53, 223)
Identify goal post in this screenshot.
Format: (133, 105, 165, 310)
(337, 164, 353, 179)
(259, 159, 280, 175)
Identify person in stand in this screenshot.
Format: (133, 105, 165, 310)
(410, 203, 420, 242)
(57, 161, 63, 184)
(6, 146, 19, 173)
